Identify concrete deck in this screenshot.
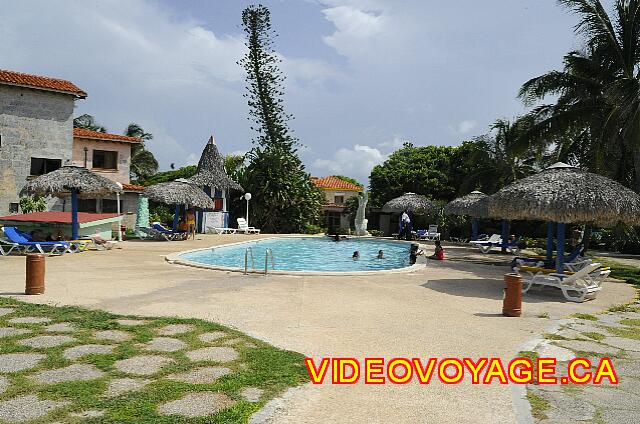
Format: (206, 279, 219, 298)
(1, 235, 636, 423)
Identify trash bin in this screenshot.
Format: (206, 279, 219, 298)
(120, 225, 126, 241)
(503, 273, 522, 317)
(25, 254, 45, 295)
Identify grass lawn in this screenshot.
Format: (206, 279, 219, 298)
(0, 298, 308, 423)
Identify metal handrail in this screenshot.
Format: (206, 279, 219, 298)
(264, 248, 275, 275)
(244, 247, 255, 275)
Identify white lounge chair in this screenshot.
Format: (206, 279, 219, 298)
(213, 227, 237, 235)
(518, 262, 608, 302)
(237, 218, 260, 234)
(425, 225, 441, 241)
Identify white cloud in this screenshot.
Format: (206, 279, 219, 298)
(450, 120, 478, 136)
(321, 5, 387, 58)
(377, 136, 406, 150)
(313, 144, 387, 182)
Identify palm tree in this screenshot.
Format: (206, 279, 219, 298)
(519, 0, 640, 189)
(73, 114, 107, 132)
(125, 123, 158, 181)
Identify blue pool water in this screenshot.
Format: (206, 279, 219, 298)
(179, 237, 414, 272)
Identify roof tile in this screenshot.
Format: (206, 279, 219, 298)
(73, 128, 141, 143)
(0, 69, 86, 97)
(312, 176, 362, 191)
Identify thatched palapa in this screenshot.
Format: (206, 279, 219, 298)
(444, 191, 489, 218)
(382, 193, 438, 214)
(21, 165, 122, 198)
(143, 179, 215, 209)
(488, 163, 640, 226)
(188, 135, 243, 191)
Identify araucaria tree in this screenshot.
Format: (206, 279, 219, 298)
(238, 5, 322, 233)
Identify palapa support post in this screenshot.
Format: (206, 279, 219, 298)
(71, 189, 79, 240)
(556, 222, 566, 273)
(501, 219, 508, 253)
(173, 204, 181, 231)
(546, 222, 554, 261)
(471, 218, 479, 241)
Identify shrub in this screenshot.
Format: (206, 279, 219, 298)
(19, 196, 46, 213)
(302, 224, 324, 234)
(370, 230, 385, 237)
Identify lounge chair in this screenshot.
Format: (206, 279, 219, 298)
(137, 226, 173, 241)
(152, 223, 187, 241)
(470, 234, 521, 255)
(0, 227, 23, 256)
(518, 262, 609, 302)
(513, 245, 591, 272)
(425, 225, 440, 241)
(213, 227, 237, 234)
(237, 218, 260, 234)
(2, 227, 69, 255)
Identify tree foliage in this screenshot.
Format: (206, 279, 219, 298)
(135, 166, 197, 186)
(238, 5, 322, 232)
(125, 123, 158, 181)
(19, 196, 46, 213)
(73, 114, 107, 132)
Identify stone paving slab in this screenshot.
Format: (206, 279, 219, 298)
(241, 387, 263, 402)
(198, 331, 227, 342)
(93, 330, 132, 342)
(540, 391, 596, 422)
(558, 339, 620, 355)
(535, 341, 575, 361)
(601, 408, 640, 424)
(63, 344, 115, 360)
(0, 308, 15, 317)
(0, 376, 8, 395)
(116, 319, 148, 326)
(114, 355, 174, 376)
(0, 395, 69, 423)
(8, 317, 52, 324)
(156, 324, 195, 336)
(185, 347, 239, 363)
(576, 386, 640, 410)
(603, 336, 640, 352)
(168, 367, 231, 384)
(44, 323, 76, 333)
(105, 378, 151, 397)
(18, 335, 76, 348)
(69, 410, 105, 418)
(0, 328, 31, 338)
(143, 337, 186, 352)
(0, 353, 46, 373)
(30, 364, 105, 384)
(157, 392, 236, 417)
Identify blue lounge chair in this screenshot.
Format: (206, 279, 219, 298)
(152, 223, 187, 241)
(2, 227, 69, 255)
(0, 227, 23, 256)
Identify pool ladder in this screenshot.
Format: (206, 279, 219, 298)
(244, 247, 275, 275)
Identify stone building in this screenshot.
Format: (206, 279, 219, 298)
(0, 69, 86, 215)
(311, 176, 362, 231)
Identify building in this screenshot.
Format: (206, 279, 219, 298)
(311, 176, 362, 230)
(0, 68, 146, 229)
(0, 69, 86, 215)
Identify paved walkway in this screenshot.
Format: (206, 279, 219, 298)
(1, 235, 636, 423)
(525, 306, 640, 424)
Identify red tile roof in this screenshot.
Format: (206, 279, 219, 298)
(0, 212, 119, 224)
(311, 176, 362, 191)
(0, 69, 87, 98)
(122, 183, 145, 191)
(73, 128, 141, 143)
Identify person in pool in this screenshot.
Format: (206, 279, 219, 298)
(428, 240, 445, 260)
(377, 250, 385, 259)
(409, 243, 424, 265)
(352, 251, 360, 260)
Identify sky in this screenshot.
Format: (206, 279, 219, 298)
(1, 0, 597, 184)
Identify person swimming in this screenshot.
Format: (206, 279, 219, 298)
(352, 251, 360, 260)
(409, 243, 424, 264)
(377, 250, 384, 259)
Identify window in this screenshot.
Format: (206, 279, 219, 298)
(101, 199, 123, 213)
(30, 157, 62, 176)
(9, 203, 19, 214)
(325, 211, 341, 229)
(92, 150, 118, 170)
(77, 199, 97, 213)
(334, 195, 345, 205)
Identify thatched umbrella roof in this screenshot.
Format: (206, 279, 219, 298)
(382, 192, 438, 214)
(488, 163, 640, 226)
(20, 165, 122, 198)
(444, 191, 489, 218)
(143, 179, 215, 209)
(188, 135, 243, 191)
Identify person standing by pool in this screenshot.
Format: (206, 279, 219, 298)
(401, 210, 412, 241)
(186, 208, 196, 240)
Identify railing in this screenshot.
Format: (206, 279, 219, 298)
(264, 248, 275, 275)
(244, 247, 255, 275)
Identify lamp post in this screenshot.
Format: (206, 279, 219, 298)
(244, 193, 252, 227)
(116, 182, 123, 242)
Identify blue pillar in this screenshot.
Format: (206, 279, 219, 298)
(71, 189, 79, 240)
(546, 222, 554, 261)
(173, 204, 180, 231)
(471, 218, 479, 241)
(556, 222, 566, 273)
(501, 219, 508, 252)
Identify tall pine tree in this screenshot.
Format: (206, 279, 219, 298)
(238, 5, 322, 233)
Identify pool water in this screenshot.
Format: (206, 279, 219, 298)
(179, 237, 414, 272)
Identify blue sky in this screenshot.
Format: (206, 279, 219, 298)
(1, 0, 601, 184)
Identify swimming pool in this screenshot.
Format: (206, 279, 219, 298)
(175, 237, 415, 273)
